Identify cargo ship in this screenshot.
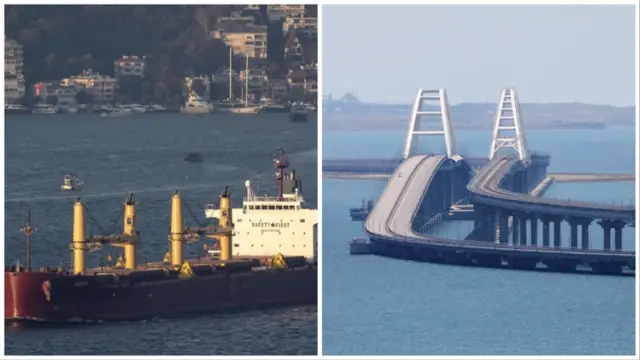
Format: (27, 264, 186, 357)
(5, 152, 317, 323)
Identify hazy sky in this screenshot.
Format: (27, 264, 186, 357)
(323, 5, 637, 106)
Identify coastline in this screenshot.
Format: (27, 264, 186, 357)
(323, 117, 632, 132)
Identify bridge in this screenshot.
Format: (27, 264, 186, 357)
(349, 88, 635, 275)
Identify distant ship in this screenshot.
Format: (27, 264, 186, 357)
(349, 199, 373, 221)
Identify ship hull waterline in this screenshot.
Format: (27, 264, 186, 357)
(5, 266, 317, 323)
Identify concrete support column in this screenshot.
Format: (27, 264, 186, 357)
(499, 212, 509, 244)
(530, 215, 538, 247)
(541, 217, 551, 247)
(483, 206, 494, 242)
(512, 215, 520, 245)
(580, 219, 592, 250)
(613, 221, 625, 251)
(519, 215, 528, 246)
(569, 220, 579, 249)
(600, 220, 612, 251)
(553, 219, 562, 248)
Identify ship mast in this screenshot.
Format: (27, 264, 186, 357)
(228, 47, 233, 101)
(20, 211, 34, 271)
(274, 148, 289, 201)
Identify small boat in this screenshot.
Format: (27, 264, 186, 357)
(101, 107, 133, 118)
(181, 92, 214, 114)
(215, 49, 263, 115)
(32, 104, 58, 114)
(146, 103, 168, 113)
(184, 152, 204, 163)
(289, 101, 309, 122)
(4, 104, 30, 115)
(117, 104, 147, 114)
(229, 105, 262, 114)
(61, 174, 84, 191)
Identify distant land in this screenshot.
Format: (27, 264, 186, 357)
(323, 93, 636, 131)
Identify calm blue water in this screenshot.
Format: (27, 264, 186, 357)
(4, 113, 318, 355)
(322, 127, 636, 355)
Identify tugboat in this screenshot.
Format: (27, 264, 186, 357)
(205, 148, 317, 260)
(289, 101, 309, 122)
(61, 174, 83, 191)
(350, 199, 373, 221)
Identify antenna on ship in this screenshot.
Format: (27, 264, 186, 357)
(274, 147, 289, 201)
(20, 211, 36, 271)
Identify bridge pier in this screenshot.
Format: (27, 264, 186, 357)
(498, 211, 509, 244)
(553, 218, 562, 248)
(512, 214, 520, 245)
(581, 219, 591, 250)
(569, 219, 579, 249)
(600, 220, 613, 251)
(519, 214, 528, 246)
(541, 216, 551, 247)
(613, 221, 625, 251)
(530, 215, 538, 247)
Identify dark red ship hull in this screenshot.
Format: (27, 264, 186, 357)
(5, 266, 316, 322)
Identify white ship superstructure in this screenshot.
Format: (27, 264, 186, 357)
(205, 149, 317, 260)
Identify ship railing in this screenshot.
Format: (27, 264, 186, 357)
(243, 196, 300, 202)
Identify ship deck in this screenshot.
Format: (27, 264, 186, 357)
(85, 256, 275, 275)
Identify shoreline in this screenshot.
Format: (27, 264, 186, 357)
(324, 122, 634, 132)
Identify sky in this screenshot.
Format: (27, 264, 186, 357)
(323, 5, 637, 106)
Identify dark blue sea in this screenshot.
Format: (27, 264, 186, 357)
(322, 126, 636, 355)
(3, 113, 318, 355)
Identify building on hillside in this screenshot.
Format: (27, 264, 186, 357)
(5, 75, 26, 103)
(213, 15, 268, 59)
(284, 29, 317, 67)
(4, 37, 24, 77)
(5, 37, 25, 103)
(282, 16, 317, 35)
(62, 69, 116, 104)
(33, 81, 78, 105)
(267, 4, 306, 20)
(114, 55, 146, 78)
(287, 64, 317, 100)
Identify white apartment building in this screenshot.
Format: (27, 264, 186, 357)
(62, 69, 116, 103)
